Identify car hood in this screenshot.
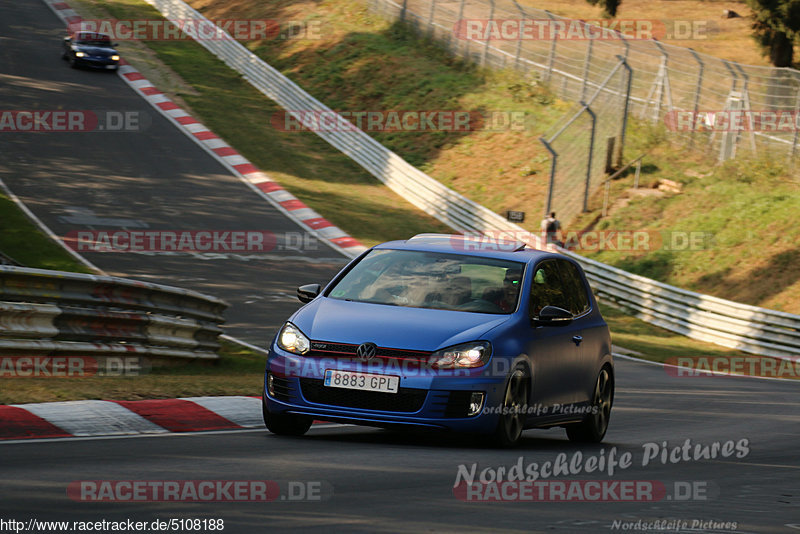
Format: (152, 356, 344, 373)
(74, 45, 117, 55)
(291, 298, 511, 351)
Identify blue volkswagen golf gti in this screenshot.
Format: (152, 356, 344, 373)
(263, 234, 613, 446)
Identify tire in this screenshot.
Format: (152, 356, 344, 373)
(491, 364, 530, 447)
(566, 367, 613, 443)
(262, 391, 312, 436)
(68, 56, 78, 69)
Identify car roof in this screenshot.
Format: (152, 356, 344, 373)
(373, 233, 562, 264)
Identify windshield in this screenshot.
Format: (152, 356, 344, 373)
(327, 249, 525, 314)
(75, 33, 112, 46)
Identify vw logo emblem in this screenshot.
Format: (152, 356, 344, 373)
(356, 342, 377, 361)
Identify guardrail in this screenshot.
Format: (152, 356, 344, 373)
(565, 252, 800, 360)
(138, 0, 800, 360)
(0, 266, 228, 360)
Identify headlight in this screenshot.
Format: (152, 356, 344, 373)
(111, 55, 120, 61)
(75, 51, 86, 57)
(429, 341, 491, 369)
(276, 322, 310, 355)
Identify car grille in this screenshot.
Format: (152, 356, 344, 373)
(307, 341, 431, 366)
(443, 391, 474, 418)
(299, 378, 427, 413)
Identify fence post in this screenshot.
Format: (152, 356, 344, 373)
(734, 62, 758, 154)
(615, 55, 632, 167)
(540, 137, 558, 216)
(687, 48, 704, 149)
(634, 159, 641, 189)
(583, 102, 597, 213)
(715, 61, 739, 161)
(454, 0, 467, 59)
(544, 10, 558, 84)
(482, 0, 495, 66)
(602, 178, 611, 217)
(427, 0, 437, 26)
(511, 0, 525, 71)
(650, 42, 673, 122)
(581, 38, 593, 102)
(400, 0, 407, 22)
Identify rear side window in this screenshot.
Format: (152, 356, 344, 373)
(557, 259, 591, 316)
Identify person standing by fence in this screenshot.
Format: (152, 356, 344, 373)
(540, 212, 562, 247)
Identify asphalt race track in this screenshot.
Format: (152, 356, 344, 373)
(0, 359, 798, 532)
(1, 1, 799, 533)
(0, 0, 348, 346)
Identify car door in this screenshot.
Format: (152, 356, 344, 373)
(555, 259, 596, 405)
(525, 260, 584, 411)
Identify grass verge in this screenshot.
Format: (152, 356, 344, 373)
(0, 340, 266, 404)
(0, 191, 92, 273)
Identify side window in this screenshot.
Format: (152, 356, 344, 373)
(529, 260, 570, 317)
(557, 260, 590, 316)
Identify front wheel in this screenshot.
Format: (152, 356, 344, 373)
(491, 365, 530, 447)
(262, 392, 312, 436)
(566, 367, 613, 443)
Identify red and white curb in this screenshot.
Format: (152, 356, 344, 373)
(0, 396, 266, 440)
(42, 0, 367, 259)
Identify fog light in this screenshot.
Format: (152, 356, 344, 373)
(267, 373, 275, 397)
(468, 392, 485, 416)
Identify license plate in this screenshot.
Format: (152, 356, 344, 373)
(324, 369, 399, 394)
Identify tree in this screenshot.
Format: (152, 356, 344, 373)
(585, 0, 622, 18)
(746, 0, 800, 67)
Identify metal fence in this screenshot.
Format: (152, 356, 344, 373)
(370, 0, 800, 163)
(540, 57, 631, 225)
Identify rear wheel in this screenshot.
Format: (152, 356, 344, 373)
(262, 391, 312, 436)
(491, 365, 529, 447)
(566, 367, 613, 443)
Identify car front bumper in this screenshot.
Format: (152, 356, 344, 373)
(76, 56, 119, 68)
(264, 347, 510, 434)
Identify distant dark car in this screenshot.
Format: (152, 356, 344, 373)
(62, 32, 120, 70)
(263, 233, 614, 447)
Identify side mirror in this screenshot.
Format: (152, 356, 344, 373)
(64, 37, 72, 42)
(532, 305, 573, 326)
(297, 283, 321, 303)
